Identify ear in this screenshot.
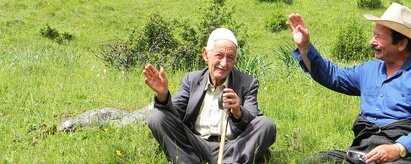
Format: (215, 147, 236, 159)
(201, 47, 208, 62)
(398, 38, 408, 52)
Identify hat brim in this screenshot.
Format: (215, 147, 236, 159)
(364, 14, 411, 39)
(364, 14, 380, 21)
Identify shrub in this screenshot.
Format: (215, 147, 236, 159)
(136, 14, 178, 69)
(265, 12, 288, 32)
(357, 0, 382, 9)
(331, 18, 373, 62)
(99, 14, 189, 71)
(40, 25, 59, 40)
(99, 14, 178, 71)
(40, 24, 75, 44)
(99, 29, 138, 70)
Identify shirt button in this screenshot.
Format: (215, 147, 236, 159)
(376, 108, 379, 111)
(379, 94, 383, 97)
(374, 118, 378, 121)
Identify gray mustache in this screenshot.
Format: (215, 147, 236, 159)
(216, 65, 227, 70)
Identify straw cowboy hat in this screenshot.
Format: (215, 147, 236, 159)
(364, 2, 411, 39)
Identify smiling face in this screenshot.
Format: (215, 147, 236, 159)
(202, 40, 237, 86)
(370, 24, 398, 61)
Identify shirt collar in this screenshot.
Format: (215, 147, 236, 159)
(400, 55, 411, 71)
(204, 75, 229, 91)
(377, 55, 411, 73)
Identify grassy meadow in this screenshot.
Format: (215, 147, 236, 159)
(1, 0, 409, 163)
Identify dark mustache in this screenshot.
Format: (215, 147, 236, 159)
(371, 45, 381, 51)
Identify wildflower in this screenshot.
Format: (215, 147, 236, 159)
(115, 150, 123, 157)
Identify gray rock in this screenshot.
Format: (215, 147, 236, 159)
(59, 103, 153, 132)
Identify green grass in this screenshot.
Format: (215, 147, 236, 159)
(1, 0, 409, 163)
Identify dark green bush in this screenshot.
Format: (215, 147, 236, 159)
(136, 14, 178, 69)
(99, 29, 138, 70)
(40, 24, 75, 44)
(99, 14, 177, 71)
(99, 14, 199, 71)
(40, 25, 59, 40)
(331, 18, 373, 62)
(357, 0, 382, 9)
(265, 12, 288, 32)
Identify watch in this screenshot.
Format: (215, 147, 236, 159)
(396, 143, 408, 158)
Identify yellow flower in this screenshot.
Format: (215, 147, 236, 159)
(116, 150, 123, 156)
(104, 128, 109, 133)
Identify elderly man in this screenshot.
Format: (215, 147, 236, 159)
(287, 2, 411, 164)
(143, 28, 276, 164)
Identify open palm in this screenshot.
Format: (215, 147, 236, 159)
(287, 14, 310, 51)
(143, 64, 169, 99)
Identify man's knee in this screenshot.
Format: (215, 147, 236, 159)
(255, 116, 276, 132)
(147, 108, 180, 132)
(147, 108, 167, 130)
(253, 116, 277, 142)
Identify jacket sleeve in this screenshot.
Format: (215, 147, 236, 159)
(153, 73, 191, 120)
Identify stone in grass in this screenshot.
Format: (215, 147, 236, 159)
(59, 103, 153, 132)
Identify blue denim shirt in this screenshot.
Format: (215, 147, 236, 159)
(293, 44, 411, 152)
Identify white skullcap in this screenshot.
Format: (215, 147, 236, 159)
(206, 28, 238, 48)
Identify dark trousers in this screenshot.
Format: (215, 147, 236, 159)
(147, 108, 276, 164)
(304, 115, 411, 164)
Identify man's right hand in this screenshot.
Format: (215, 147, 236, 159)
(287, 13, 312, 72)
(287, 13, 311, 52)
(143, 64, 169, 103)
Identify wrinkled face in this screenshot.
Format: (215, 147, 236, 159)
(202, 40, 237, 86)
(370, 24, 397, 61)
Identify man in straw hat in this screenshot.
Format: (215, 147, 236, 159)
(287, 2, 411, 163)
(143, 27, 276, 163)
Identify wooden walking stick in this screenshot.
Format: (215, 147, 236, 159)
(218, 109, 229, 164)
(217, 91, 230, 164)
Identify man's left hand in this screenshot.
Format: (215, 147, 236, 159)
(365, 144, 400, 163)
(222, 88, 241, 119)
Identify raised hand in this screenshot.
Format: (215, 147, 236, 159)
(287, 13, 311, 52)
(143, 64, 169, 103)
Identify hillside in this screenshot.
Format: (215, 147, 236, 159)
(1, 0, 408, 163)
